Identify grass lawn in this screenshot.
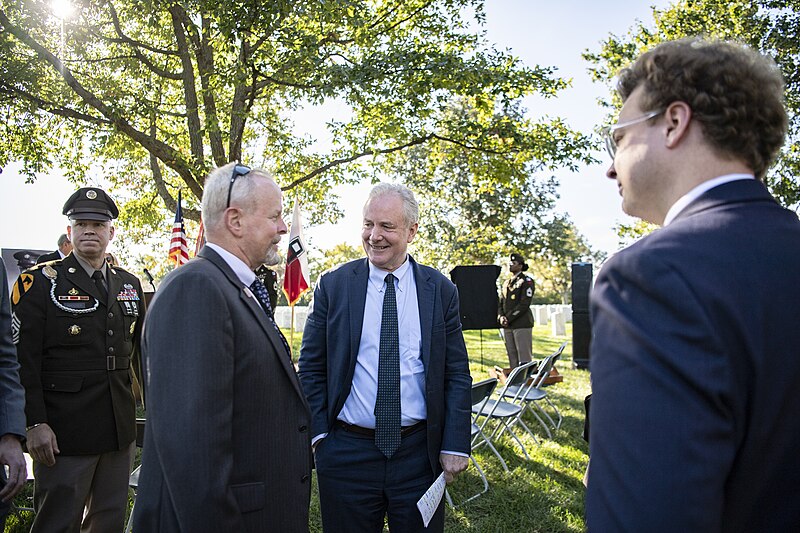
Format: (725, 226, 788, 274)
(6, 325, 591, 532)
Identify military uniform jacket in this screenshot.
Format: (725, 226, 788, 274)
(498, 272, 535, 329)
(12, 253, 145, 455)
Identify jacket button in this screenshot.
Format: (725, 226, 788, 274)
(301, 474, 309, 483)
(108, 330, 114, 336)
(108, 312, 114, 319)
(299, 425, 307, 432)
(108, 347, 115, 355)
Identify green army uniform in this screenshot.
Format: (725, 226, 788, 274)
(12, 254, 144, 455)
(11, 186, 145, 533)
(498, 253, 535, 368)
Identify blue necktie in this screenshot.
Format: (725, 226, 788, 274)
(250, 278, 292, 358)
(375, 273, 401, 458)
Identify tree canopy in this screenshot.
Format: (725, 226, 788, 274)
(1, 0, 593, 250)
(584, 0, 800, 209)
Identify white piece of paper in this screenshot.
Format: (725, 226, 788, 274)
(416, 472, 446, 527)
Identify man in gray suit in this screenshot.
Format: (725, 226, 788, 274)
(133, 162, 313, 532)
(0, 258, 26, 529)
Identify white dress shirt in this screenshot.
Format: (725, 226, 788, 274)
(339, 257, 426, 428)
(663, 173, 754, 226)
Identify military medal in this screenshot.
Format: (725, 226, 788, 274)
(69, 288, 79, 295)
(68, 325, 81, 335)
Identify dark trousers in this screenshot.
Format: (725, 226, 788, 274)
(315, 424, 444, 533)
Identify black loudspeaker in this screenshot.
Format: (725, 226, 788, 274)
(573, 311, 591, 369)
(571, 262, 593, 313)
(450, 265, 501, 330)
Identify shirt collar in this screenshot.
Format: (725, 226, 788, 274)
(205, 242, 257, 286)
(663, 173, 754, 226)
(368, 256, 411, 292)
(73, 254, 107, 278)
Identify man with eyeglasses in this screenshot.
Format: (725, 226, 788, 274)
(133, 162, 312, 532)
(586, 38, 800, 531)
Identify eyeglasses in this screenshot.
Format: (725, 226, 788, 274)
(226, 164, 252, 209)
(603, 109, 664, 159)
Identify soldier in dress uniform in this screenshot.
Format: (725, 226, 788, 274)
(498, 252, 535, 368)
(11, 187, 146, 533)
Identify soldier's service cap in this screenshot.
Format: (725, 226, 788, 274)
(62, 187, 119, 221)
(510, 252, 528, 271)
(13, 250, 40, 269)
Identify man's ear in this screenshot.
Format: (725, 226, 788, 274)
(224, 208, 244, 236)
(109, 224, 115, 242)
(664, 101, 693, 150)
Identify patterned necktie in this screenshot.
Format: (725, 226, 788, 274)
(375, 273, 401, 458)
(249, 278, 292, 358)
(92, 270, 107, 303)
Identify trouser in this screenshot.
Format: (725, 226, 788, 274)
(315, 422, 444, 533)
(32, 441, 135, 533)
(503, 327, 533, 368)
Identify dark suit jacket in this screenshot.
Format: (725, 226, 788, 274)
(0, 258, 25, 440)
(13, 254, 144, 454)
(587, 179, 800, 531)
(133, 246, 312, 533)
(298, 256, 472, 473)
(35, 251, 61, 265)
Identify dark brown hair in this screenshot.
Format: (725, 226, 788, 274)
(618, 38, 787, 179)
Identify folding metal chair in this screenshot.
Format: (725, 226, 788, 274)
(472, 361, 539, 466)
(446, 377, 501, 507)
(503, 343, 567, 439)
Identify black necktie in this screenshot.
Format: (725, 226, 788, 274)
(249, 278, 292, 358)
(92, 270, 107, 303)
(375, 273, 401, 458)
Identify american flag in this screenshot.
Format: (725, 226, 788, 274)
(169, 190, 189, 266)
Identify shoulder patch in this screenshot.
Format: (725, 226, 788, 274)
(11, 273, 34, 305)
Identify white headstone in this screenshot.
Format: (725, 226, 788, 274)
(550, 311, 566, 336)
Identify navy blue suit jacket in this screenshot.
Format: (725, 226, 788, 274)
(587, 179, 800, 531)
(298, 256, 472, 473)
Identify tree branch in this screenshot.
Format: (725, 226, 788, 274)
(0, 9, 203, 198)
(168, 5, 205, 170)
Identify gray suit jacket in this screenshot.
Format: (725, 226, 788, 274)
(0, 258, 25, 440)
(133, 247, 312, 532)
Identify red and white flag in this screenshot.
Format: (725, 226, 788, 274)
(283, 201, 310, 306)
(168, 190, 189, 266)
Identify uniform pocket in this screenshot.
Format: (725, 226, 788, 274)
(40, 373, 84, 393)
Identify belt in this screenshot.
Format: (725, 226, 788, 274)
(335, 420, 426, 438)
(42, 356, 131, 372)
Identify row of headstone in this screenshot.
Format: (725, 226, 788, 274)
(274, 306, 309, 331)
(274, 304, 573, 336)
(531, 304, 572, 326)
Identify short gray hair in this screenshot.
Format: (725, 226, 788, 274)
(201, 162, 275, 229)
(364, 183, 419, 227)
(57, 234, 70, 247)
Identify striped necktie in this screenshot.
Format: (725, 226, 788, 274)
(249, 278, 292, 358)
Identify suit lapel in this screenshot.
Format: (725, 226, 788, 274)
(198, 247, 306, 400)
(411, 257, 434, 373)
(348, 260, 369, 376)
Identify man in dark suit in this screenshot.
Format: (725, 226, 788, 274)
(498, 252, 535, 368)
(0, 257, 27, 529)
(133, 162, 312, 532)
(299, 183, 472, 532)
(12, 187, 145, 532)
(36, 233, 72, 264)
(587, 38, 800, 531)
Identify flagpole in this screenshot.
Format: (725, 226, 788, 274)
(290, 304, 296, 359)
